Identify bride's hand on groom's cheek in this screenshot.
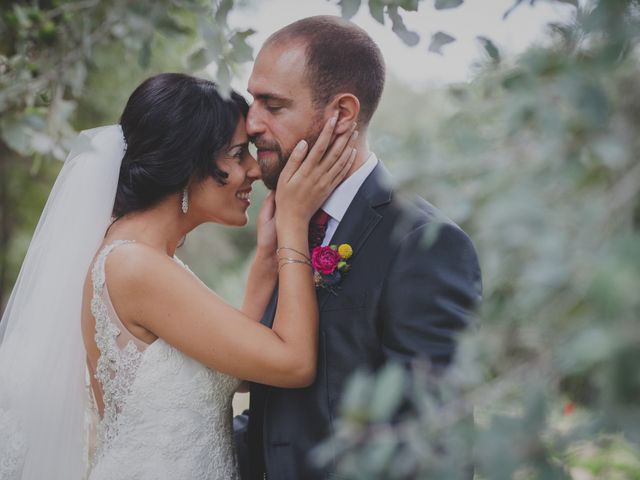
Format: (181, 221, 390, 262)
(256, 191, 277, 256)
(275, 116, 358, 224)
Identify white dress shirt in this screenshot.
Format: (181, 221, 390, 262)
(320, 152, 379, 246)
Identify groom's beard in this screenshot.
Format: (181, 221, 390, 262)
(253, 139, 287, 191)
(253, 120, 324, 191)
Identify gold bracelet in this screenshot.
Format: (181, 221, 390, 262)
(278, 256, 312, 264)
(278, 259, 313, 272)
(276, 246, 311, 262)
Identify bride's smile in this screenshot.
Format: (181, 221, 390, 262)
(191, 118, 261, 228)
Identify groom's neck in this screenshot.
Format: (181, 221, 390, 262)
(343, 135, 370, 179)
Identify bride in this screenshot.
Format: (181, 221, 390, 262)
(0, 73, 357, 479)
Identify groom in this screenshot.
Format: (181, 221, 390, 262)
(237, 15, 482, 480)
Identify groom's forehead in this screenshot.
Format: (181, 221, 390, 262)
(250, 43, 307, 82)
(248, 72, 310, 105)
(248, 42, 315, 103)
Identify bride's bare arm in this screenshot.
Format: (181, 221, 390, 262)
(107, 118, 357, 388)
(240, 192, 278, 322)
(241, 251, 277, 321)
(107, 245, 316, 387)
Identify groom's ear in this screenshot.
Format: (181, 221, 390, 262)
(330, 94, 360, 134)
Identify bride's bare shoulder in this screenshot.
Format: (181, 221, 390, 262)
(104, 241, 193, 294)
(100, 241, 206, 330)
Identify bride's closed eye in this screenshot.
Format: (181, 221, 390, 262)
(226, 145, 247, 161)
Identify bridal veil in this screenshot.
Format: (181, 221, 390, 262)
(0, 125, 125, 479)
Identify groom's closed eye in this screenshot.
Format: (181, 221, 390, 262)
(264, 99, 290, 112)
(251, 93, 292, 112)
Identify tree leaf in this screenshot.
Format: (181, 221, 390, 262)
(428, 31, 456, 55)
(0, 116, 33, 155)
(361, 436, 399, 475)
(388, 6, 420, 46)
(229, 29, 255, 63)
(215, 60, 232, 93)
(340, 0, 362, 20)
(156, 13, 191, 36)
(368, 0, 385, 24)
(502, 0, 526, 19)
(30, 132, 55, 155)
(187, 46, 210, 71)
(214, 0, 234, 24)
(434, 0, 464, 10)
(369, 363, 406, 422)
(339, 370, 374, 422)
(396, 0, 420, 12)
(232, 28, 255, 41)
(199, 19, 225, 56)
(477, 35, 500, 62)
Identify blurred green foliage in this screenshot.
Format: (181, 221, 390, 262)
(0, 0, 255, 306)
(1, 0, 639, 478)
(316, 1, 640, 478)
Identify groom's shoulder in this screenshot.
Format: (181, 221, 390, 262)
(394, 192, 446, 221)
(366, 160, 473, 243)
(384, 193, 479, 276)
(369, 162, 451, 225)
(387, 188, 463, 236)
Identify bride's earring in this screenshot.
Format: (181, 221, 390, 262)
(181, 187, 189, 214)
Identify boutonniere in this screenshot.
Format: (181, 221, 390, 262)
(311, 243, 353, 293)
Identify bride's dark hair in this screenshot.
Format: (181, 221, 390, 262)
(112, 73, 249, 218)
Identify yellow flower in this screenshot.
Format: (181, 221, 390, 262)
(338, 243, 353, 259)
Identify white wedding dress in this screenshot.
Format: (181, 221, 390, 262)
(87, 240, 241, 480)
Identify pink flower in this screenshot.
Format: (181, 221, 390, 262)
(311, 246, 341, 275)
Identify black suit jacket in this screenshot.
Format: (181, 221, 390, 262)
(239, 162, 482, 480)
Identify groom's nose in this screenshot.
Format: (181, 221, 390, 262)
(246, 104, 265, 137)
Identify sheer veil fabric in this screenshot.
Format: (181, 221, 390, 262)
(0, 126, 125, 479)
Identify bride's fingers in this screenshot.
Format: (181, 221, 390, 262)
(328, 147, 357, 191)
(277, 140, 308, 186)
(296, 115, 338, 176)
(258, 191, 276, 223)
(316, 122, 357, 173)
(320, 124, 358, 184)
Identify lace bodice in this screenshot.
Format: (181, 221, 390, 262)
(90, 240, 143, 460)
(88, 240, 241, 480)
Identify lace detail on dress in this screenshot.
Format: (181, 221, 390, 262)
(0, 407, 27, 480)
(91, 240, 142, 461)
(88, 240, 241, 479)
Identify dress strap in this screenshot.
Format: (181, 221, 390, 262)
(91, 240, 136, 296)
(89, 240, 145, 462)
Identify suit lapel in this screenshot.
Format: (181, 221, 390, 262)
(262, 162, 394, 325)
(317, 162, 393, 310)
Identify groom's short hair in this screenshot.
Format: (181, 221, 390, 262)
(265, 15, 386, 126)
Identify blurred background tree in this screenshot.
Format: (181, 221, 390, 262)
(1, 0, 639, 478)
(0, 0, 255, 306)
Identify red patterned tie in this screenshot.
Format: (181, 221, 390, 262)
(309, 209, 330, 250)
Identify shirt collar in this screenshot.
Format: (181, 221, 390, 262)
(321, 152, 379, 222)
